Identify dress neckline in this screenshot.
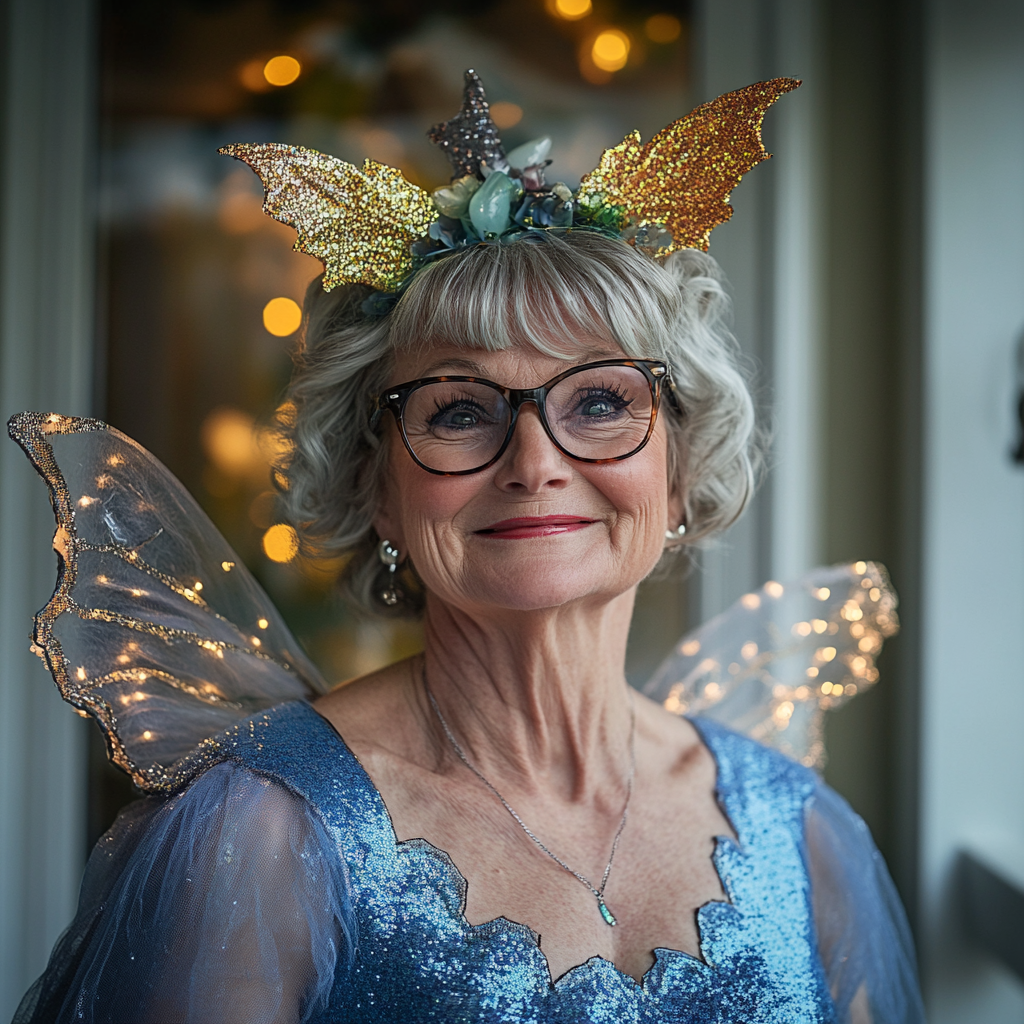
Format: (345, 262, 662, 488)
(307, 701, 738, 991)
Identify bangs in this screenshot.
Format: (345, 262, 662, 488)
(387, 231, 679, 361)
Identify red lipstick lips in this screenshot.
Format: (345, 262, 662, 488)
(476, 515, 596, 539)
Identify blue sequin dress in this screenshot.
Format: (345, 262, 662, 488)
(15, 700, 925, 1024)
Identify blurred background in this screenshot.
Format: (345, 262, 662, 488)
(0, 0, 1021, 1020)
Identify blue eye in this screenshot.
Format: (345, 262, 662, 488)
(576, 389, 630, 418)
(429, 401, 489, 431)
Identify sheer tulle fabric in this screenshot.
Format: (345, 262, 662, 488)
(13, 762, 351, 1024)
(806, 782, 925, 1024)
(17, 754, 921, 1023)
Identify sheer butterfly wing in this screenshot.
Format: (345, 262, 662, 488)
(643, 563, 898, 767)
(9, 411, 327, 793)
(577, 78, 800, 255)
(219, 143, 435, 292)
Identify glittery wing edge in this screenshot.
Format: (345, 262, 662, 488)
(8, 411, 327, 793)
(220, 143, 436, 293)
(642, 562, 898, 768)
(577, 78, 801, 255)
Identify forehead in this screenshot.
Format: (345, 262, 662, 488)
(391, 339, 628, 387)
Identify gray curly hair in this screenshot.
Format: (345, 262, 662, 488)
(275, 231, 760, 615)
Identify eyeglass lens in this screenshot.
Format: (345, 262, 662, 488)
(401, 364, 655, 473)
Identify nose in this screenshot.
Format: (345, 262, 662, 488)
(492, 402, 572, 493)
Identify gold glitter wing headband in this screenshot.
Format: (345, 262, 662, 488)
(221, 73, 800, 294)
(576, 77, 801, 254)
(218, 143, 435, 293)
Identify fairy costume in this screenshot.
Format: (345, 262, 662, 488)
(11, 74, 925, 1024)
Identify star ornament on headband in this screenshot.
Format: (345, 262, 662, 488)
(220, 71, 799, 297)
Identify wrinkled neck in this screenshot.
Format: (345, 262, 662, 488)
(418, 589, 637, 802)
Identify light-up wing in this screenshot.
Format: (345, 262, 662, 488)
(644, 563, 898, 767)
(220, 143, 435, 293)
(9, 411, 327, 793)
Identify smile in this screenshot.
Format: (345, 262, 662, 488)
(475, 516, 597, 539)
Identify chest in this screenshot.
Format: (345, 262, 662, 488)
(311, 731, 836, 1023)
(372, 764, 733, 982)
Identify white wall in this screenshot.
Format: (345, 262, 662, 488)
(695, 0, 826, 620)
(920, 0, 1024, 1016)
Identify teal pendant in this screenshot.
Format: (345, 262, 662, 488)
(598, 898, 617, 927)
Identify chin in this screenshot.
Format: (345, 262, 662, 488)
(458, 560, 636, 613)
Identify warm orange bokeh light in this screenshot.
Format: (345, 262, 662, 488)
(218, 190, 264, 234)
(591, 30, 631, 72)
(547, 0, 592, 19)
(262, 297, 302, 336)
(201, 407, 261, 477)
(645, 13, 682, 43)
(239, 59, 271, 92)
(263, 55, 301, 87)
(263, 523, 299, 562)
(490, 102, 523, 129)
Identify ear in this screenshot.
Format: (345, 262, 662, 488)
(666, 482, 688, 535)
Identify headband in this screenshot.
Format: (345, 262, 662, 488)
(220, 72, 799, 296)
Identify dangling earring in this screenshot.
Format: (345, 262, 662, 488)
(378, 539, 400, 606)
(665, 523, 687, 544)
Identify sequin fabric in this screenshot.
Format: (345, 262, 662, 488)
(576, 79, 800, 255)
(219, 143, 435, 292)
(219, 701, 835, 1023)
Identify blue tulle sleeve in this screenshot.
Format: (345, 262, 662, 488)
(14, 761, 352, 1024)
(806, 780, 926, 1024)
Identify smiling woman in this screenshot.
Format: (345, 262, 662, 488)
(14, 79, 923, 1024)
(284, 232, 756, 615)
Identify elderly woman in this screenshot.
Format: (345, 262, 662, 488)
(14, 79, 923, 1024)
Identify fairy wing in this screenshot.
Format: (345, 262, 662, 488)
(8, 411, 327, 794)
(577, 78, 800, 255)
(219, 143, 435, 293)
(643, 563, 898, 767)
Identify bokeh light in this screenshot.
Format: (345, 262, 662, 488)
(591, 30, 631, 72)
(263, 55, 301, 87)
(201, 407, 261, 477)
(645, 13, 682, 43)
(490, 102, 523, 129)
(218, 190, 264, 234)
(238, 58, 271, 92)
(262, 296, 302, 336)
(547, 0, 592, 20)
(263, 523, 299, 562)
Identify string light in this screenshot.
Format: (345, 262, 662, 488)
(547, 0, 592, 19)
(263, 55, 301, 87)
(591, 29, 630, 72)
(263, 523, 299, 563)
(262, 297, 302, 337)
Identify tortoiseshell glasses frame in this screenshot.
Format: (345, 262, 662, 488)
(371, 358, 680, 476)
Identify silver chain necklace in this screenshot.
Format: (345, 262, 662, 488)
(425, 684, 636, 927)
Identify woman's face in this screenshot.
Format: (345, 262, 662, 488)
(373, 339, 682, 616)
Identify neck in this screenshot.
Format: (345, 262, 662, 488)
(417, 590, 637, 802)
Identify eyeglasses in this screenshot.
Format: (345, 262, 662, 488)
(373, 358, 676, 476)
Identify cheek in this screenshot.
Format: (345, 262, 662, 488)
(386, 438, 483, 542)
(598, 434, 672, 534)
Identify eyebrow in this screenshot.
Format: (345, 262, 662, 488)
(417, 349, 624, 378)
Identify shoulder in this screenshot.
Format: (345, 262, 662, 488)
(689, 715, 818, 824)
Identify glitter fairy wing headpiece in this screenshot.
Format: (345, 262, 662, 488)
(226, 71, 799, 296)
